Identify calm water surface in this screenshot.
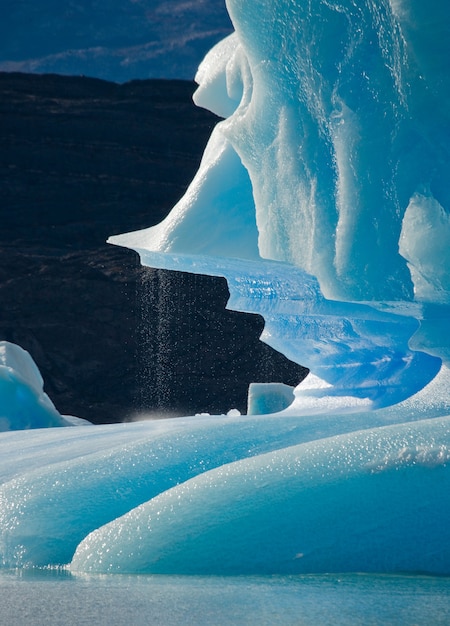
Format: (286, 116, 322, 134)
(1, 569, 449, 625)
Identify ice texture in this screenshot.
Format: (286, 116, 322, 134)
(0, 341, 81, 431)
(0, 367, 448, 573)
(2, 0, 450, 577)
(110, 0, 450, 408)
(247, 382, 295, 414)
(71, 414, 450, 575)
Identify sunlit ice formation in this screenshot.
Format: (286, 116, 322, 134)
(2, 0, 450, 577)
(110, 0, 450, 409)
(0, 342, 91, 431)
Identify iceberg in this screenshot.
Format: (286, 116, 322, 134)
(1, 0, 450, 577)
(0, 341, 87, 431)
(110, 0, 450, 408)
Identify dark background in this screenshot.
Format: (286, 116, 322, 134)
(0, 72, 307, 423)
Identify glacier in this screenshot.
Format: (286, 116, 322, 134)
(2, 0, 450, 578)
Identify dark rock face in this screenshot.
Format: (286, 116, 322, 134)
(0, 71, 307, 423)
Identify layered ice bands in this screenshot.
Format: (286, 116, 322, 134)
(110, 0, 450, 406)
(2, 0, 450, 578)
(0, 368, 448, 573)
(71, 414, 450, 576)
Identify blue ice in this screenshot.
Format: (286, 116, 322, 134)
(2, 0, 450, 576)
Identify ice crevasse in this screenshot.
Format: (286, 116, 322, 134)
(2, 0, 450, 576)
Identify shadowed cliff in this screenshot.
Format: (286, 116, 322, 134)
(0, 72, 307, 423)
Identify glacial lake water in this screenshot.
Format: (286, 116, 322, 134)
(1, 569, 450, 625)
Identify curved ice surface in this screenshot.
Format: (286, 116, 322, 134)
(71, 415, 450, 575)
(0, 368, 448, 572)
(0, 342, 77, 431)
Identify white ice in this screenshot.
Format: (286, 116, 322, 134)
(2, 0, 450, 577)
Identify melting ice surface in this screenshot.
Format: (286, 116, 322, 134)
(111, 0, 450, 408)
(2, 0, 450, 580)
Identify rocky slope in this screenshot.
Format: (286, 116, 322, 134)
(0, 0, 233, 82)
(0, 72, 307, 423)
